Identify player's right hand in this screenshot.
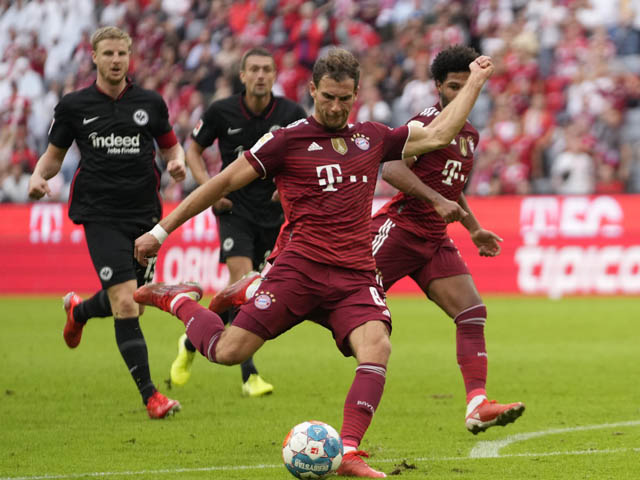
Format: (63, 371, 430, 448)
(469, 55, 494, 81)
(134, 233, 160, 266)
(211, 197, 233, 214)
(433, 197, 468, 224)
(27, 174, 51, 200)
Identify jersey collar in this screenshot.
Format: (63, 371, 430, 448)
(240, 90, 276, 119)
(94, 77, 134, 100)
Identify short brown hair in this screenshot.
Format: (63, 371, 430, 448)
(312, 48, 360, 89)
(240, 47, 275, 71)
(91, 26, 132, 52)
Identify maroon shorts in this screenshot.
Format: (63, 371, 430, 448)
(233, 249, 391, 357)
(371, 214, 469, 295)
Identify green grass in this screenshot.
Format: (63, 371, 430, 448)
(1, 295, 639, 479)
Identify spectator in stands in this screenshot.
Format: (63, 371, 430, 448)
(1, 155, 30, 203)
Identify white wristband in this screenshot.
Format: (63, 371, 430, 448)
(149, 224, 169, 245)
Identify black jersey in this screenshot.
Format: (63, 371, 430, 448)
(191, 92, 306, 228)
(49, 81, 175, 226)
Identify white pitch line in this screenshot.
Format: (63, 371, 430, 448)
(3, 424, 639, 480)
(0, 464, 283, 480)
(470, 420, 640, 458)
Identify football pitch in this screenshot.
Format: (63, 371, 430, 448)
(1, 295, 638, 479)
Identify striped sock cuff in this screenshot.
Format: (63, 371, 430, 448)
(454, 304, 487, 326)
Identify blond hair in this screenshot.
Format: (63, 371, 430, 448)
(91, 26, 132, 52)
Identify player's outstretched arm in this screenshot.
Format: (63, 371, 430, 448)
(134, 154, 259, 264)
(404, 56, 494, 158)
(160, 143, 187, 182)
(458, 193, 503, 256)
(28, 144, 67, 200)
(382, 160, 467, 224)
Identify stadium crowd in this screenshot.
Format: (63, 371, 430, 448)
(2, 0, 640, 202)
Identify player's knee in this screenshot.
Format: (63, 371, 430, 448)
(355, 332, 391, 364)
(215, 342, 250, 365)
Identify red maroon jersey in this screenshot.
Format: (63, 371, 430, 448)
(375, 104, 479, 240)
(245, 116, 409, 270)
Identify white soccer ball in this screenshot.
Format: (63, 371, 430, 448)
(282, 420, 343, 479)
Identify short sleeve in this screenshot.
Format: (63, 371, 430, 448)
(244, 129, 287, 179)
(373, 124, 409, 163)
(191, 104, 220, 148)
(48, 97, 75, 149)
(150, 93, 172, 138)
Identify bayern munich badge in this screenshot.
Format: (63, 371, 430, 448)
(352, 133, 370, 151)
(254, 292, 275, 310)
(355, 136, 370, 150)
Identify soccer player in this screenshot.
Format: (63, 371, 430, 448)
(27, 26, 187, 419)
(373, 45, 525, 434)
(133, 48, 494, 477)
(210, 46, 526, 436)
(171, 47, 307, 396)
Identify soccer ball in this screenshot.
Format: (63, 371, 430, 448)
(282, 420, 343, 479)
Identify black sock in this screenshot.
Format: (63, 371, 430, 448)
(184, 336, 196, 352)
(114, 317, 155, 405)
(74, 290, 111, 324)
(241, 357, 258, 383)
(219, 309, 231, 325)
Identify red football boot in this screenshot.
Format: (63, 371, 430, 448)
(146, 391, 181, 419)
(134, 282, 202, 314)
(465, 399, 525, 434)
(336, 450, 386, 478)
(208, 271, 262, 313)
(62, 292, 84, 348)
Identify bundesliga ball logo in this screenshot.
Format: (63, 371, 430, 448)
(282, 421, 343, 479)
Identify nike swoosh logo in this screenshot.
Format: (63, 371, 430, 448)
(83, 116, 99, 125)
(227, 127, 242, 135)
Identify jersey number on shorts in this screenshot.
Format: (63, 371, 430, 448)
(369, 286, 386, 307)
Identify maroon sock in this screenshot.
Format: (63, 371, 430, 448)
(174, 298, 225, 363)
(455, 305, 488, 402)
(341, 363, 386, 448)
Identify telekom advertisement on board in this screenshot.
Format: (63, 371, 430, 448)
(1, 195, 639, 296)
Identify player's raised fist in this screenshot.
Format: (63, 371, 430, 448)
(469, 55, 494, 81)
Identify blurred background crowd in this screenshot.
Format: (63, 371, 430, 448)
(2, 0, 640, 203)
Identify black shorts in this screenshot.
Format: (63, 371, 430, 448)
(216, 213, 281, 270)
(83, 222, 157, 289)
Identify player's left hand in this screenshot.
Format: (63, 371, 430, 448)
(470, 228, 503, 257)
(167, 159, 187, 182)
(134, 233, 161, 266)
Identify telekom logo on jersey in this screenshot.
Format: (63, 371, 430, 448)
(515, 196, 640, 295)
(316, 164, 368, 191)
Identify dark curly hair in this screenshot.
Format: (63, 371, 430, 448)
(430, 45, 480, 84)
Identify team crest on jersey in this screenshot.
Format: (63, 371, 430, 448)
(222, 237, 234, 252)
(254, 290, 276, 310)
(193, 119, 203, 136)
(133, 109, 149, 126)
(331, 138, 348, 155)
(99, 266, 113, 281)
(351, 133, 370, 151)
